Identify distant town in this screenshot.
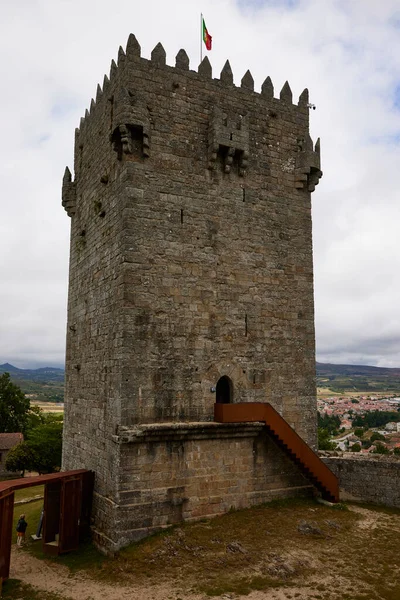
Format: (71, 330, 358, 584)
(318, 392, 400, 453)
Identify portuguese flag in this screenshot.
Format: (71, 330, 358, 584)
(202, 17, 212, 51)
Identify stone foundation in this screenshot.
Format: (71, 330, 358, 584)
(92, 422, 312, 553)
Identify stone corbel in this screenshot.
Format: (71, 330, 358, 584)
(62, 167, 76, 217)
(295, 135, 322, 192)
(110, 87, 150, 160)
(208, 107, 250, 176)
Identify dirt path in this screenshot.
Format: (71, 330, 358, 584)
(9, 549, 313, 600)
(8, 546, 337, 600)
(10, 547, 191, 600)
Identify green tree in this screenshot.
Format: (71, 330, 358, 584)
(26, 418, 63, 474)
(5, 413, 63, 475)
(4, 442, 34, 476)
(350, 443, 361, 452)
(372, 443, 390, 455)
(370, 432, 385, 443)
(393, 447, 400, 456)
(25, 404, 46, 432)
(318, 413, 341, 433)
(0, 373, 30, 433)
(353, 415, 363, 427)
(354, 428, 364, 438)
(318, 428, 336, 451)
(353, 411, 400, 429)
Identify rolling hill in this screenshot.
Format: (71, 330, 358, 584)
(316, 362, 400, 393)
(2, 361, 400, 401)
(0, 363, 65, 403)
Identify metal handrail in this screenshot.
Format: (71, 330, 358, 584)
(0, 469, 89, 500)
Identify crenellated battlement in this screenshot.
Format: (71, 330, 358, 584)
(74, 33, 312, 138)
(64, 33, 321, 215)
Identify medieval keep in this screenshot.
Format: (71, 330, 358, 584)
(62, 34, 324, 552)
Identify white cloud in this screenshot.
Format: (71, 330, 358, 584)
(1, 0, 400, 368)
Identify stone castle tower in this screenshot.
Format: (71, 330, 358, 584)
(62, 34, 322, 552)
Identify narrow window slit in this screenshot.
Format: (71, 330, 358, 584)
(242, 188, 246, 202)
(180, 209, 184, 224)
(245, 314, 248, 336)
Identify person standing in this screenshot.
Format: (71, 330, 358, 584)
(16, 513, 28, 547)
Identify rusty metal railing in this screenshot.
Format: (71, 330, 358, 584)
(0, 469, 93, 584)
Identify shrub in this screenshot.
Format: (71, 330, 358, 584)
(372, 443, 390, 455)
(350, 443, 361, 452)
(371, 432, 385, 443)
(318, 428, 336, 451)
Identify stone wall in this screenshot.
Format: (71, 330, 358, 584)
(322, 454, 400, 508)
(92, 422, 313, 552)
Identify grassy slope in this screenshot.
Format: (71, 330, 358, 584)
(316, 363, 400, 394)
(4, 497, 400, 600)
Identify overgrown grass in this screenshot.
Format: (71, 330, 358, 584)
(93, 497, 359, 594)
(14, 484, 44, 503)
(10, 497, 400, 599)
(27, 537, 106, 574)
(11, 490, 106, 574)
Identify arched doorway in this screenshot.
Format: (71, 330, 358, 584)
(216, 376, 232, 404)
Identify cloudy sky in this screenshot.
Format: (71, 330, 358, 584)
(1, 0, 400, 368)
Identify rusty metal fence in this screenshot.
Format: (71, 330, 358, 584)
(0, 469, 94, 583)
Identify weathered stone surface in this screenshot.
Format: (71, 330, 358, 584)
(208, 106, 249, 176)
(261, 76, 274, 98)
(94, 423, 313, 551)
(198, 56, 212, 78)
(118, 45, 126, 66)
(126, 33, 141, 59)
(295, 134, 322, 192)
(241, 70, 254, 91)
(323, 455, 400, 508)
(220, 60, 233, 85)
(151, 42, 166, 67)
(280, 81, 293, 103)
(62, 36, 321, 553)
(298, 87, 309, 107)
(62, 166, 76, 216)
(175, 49, 189, 70)
(109, 59, 117, 80)
(102, 74, 110, 94)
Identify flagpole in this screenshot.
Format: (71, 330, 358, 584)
(200, 12, 203, 64)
